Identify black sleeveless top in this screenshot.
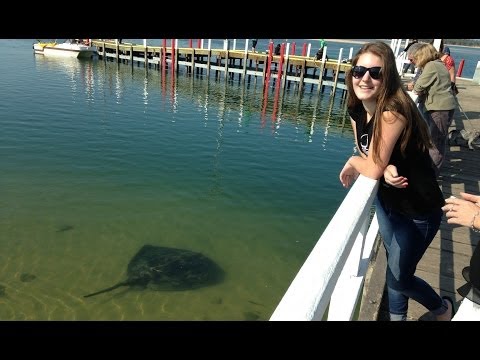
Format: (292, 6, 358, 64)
(349, 104, 445, 216)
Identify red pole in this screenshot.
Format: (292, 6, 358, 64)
(271, 82, 280, 122)
(197, 39, 201, 48)
(161, 39, 166, 95)
(301, 43, 307, 56)
(171, 39, 175, 74)
(291, 42, 296, 55)
(189, 39, 192, 48)
(276, 43, 286, 90)
(457, 59, 465, 77)
(162, 39, 166, 70)
(262, 41, 275, 121)
(272, 44, 286, 122)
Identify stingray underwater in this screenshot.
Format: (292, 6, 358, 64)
(83, 245, 225, 298)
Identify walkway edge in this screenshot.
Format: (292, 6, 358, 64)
(358, 235, 387, 320)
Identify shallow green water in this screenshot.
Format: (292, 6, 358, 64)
(0, 39, 355, 320)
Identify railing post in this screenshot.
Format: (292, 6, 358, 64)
(270, 175, 379, 321)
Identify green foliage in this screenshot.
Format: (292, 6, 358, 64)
(418, 39, 480, 47)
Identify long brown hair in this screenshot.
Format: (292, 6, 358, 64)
(345, 41, 432, 164)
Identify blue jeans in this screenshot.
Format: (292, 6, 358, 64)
(375, 196, 447, 320)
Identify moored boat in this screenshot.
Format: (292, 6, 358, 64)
(33, 39, 97, 59)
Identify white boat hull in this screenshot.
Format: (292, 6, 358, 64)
(34, 41, 97, 59)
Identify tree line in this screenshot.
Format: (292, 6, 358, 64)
(418, 39, 480, 47)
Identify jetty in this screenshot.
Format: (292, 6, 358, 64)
(91, 39, 352, 98)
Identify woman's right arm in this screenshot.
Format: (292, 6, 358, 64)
(339, 118, 361, 188)
(448, 66, 456, 83)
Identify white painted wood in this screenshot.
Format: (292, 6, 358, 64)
(393, 39, 409, 75)
(307, 43, 311, 58)
(207, 39, 211, 51)
(452, 297, 480, 320)
(270, 175, 379, 321)
(233, 39, 237, 50)
(327, 213, 379, 320)
(337, 48, 343, 63)
(396, 39, 402, 55)
(330, 48, 344, 94)
(242, 40, 248, 82)
(391, 39, 397, 54)
(473, 60, 480, 84)
(407, 90, 418, 103)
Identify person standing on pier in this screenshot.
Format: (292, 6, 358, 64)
(402, 39, 418, 74)
(439, 44, 458, 94)
(274, 43, 281, 56)
(251, 39, 258, 52)
(339, 41, 454, 321)
(319, 39, 326, 50)
(412, 43, 457, 176)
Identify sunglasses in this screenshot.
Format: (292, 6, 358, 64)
(351, 66, 382, 80)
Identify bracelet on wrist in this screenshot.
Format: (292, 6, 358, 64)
(471, 211, 480, 233)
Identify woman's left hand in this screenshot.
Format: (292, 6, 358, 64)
(383, 164, 408, 188)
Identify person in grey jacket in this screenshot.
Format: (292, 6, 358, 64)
(412, 43, 457, 176)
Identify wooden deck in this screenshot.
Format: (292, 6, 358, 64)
(359, 77, 480, 321)
(90, 40, 352, 97)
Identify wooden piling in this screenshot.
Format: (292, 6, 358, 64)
(331, 48, 343, 97)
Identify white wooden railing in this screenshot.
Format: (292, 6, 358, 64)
(270, 175, 379, 321)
